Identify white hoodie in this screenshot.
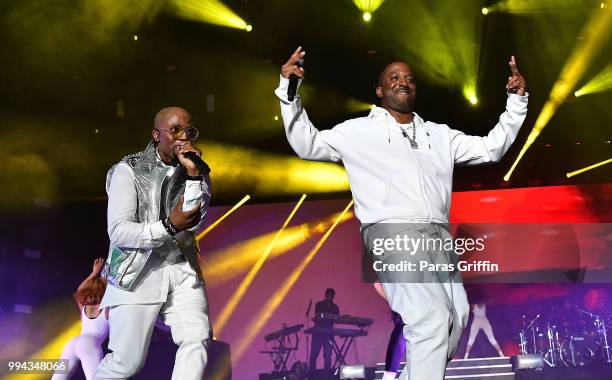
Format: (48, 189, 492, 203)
(275, 76, 528, 224)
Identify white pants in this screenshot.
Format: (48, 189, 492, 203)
(382, 282, 469, 380)
(363, 223, 470, 380)
(93, 266, 210, 380)
(51, 336, 104, 380)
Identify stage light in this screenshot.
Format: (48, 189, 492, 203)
(196, 195, 250, 241)
(230, 200, 354, 363)
(274, 115, 279, 121)
(170, 0, 251, 31)
(340, 364, 366, 379)
(196, 141, 350, 196)
(213, 195, 306, 335)
(511, 354, 544, 370)
(566, 158, 612, 178)
(482, 7, 489, 15)
(504, 7, 612, 180)
(352, 0, 386, 19)
(133, 34, 138, 41)
(463, 82, 479, 105)
(574, 63, 612, 97)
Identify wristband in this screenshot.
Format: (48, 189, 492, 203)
(186, 174, 204, 181)
(162, 217, 178, 236)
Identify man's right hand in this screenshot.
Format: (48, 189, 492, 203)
(169, 195, 201, 231)
(281, 46, 306, 79)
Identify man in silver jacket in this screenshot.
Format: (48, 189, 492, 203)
(276, 47, 528, 380)
(94, 107, 212, 380)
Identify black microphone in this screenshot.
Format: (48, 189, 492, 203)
(287, 58, 304, 102)
(184, 151, 211, 175)
(305, 299, 312, 317)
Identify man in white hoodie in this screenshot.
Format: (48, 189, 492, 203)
(275, 47, 527, 380)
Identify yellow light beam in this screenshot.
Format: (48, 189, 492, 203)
(214, 194, 307, 335)
(202, 210, 355, 286)
(345, 98, 376, 113)
(196, 141, 350, 196)
(504, 7, 612, 181)
(231, 200, 354, 362)
(575, 62, 612, 97)
(566, 158, 612, 178)
(170, 0, 250, 31)
(196, 195, 250, 241)
(3, 320, 81, 380)
(486, 0, 593, 14)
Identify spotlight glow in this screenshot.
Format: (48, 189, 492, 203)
(504, 7, 612, 180)
(170, 0, 250, 30)
(574, 63, 612, 97)
(482, 7, 489, 15)
(486, 0, 590, 14)
(346, 98, 376, 113)
(196, 141, 350, 196)
(352, 0, 386, 18)
(463, 81, 479, 106)
(393, 2, 483, 106)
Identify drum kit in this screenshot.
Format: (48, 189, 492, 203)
(518, 305, 612, 367)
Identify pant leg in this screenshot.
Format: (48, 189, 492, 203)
(386, 319, 406, 372)
(322, 335, 333, 369)
(384, 283, 451, 380)
(160, 271, 210, 380)
(309, 335, 324, 370)
(467, 319, 482, 346)
(93, 303, 162, 380)
(481, 318, 499, 346)
(51, 337, 79, 380)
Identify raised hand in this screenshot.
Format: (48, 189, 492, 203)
(176, 142, 203, 177)
(506, 56, 526, 96)
(281, 46, 306, 79)
(92, 257, 105, 276)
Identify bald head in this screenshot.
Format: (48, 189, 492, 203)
(151, 106, 193, 165)
(154, 107, 191, 130)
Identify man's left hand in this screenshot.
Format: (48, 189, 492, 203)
(176, 142, 202, 177)
(506, 56, 526, 96)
